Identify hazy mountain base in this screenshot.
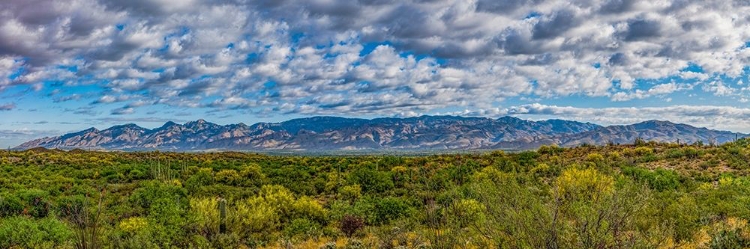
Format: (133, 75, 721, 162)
(4, 140, 750, 248)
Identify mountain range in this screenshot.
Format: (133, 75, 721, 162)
(14, 116, 746, 152)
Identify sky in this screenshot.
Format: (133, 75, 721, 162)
(1, 0, 750, 147)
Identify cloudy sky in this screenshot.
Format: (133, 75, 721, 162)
(1, 0, 750, 147)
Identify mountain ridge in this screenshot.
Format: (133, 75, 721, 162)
(15, 116, 745, 151)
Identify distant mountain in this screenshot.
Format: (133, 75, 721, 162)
(557, 120, 743, 147)
(14, 116, 745, 152)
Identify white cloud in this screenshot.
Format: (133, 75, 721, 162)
(611, 82, 690, 101)
(0, 0, 748, 119)
(704, 80, 736, 96)
(501, 103, 750, 133)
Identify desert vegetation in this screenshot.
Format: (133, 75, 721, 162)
(3, 139, 750, 248)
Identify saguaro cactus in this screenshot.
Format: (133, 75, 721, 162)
(219, 198, 227, 234)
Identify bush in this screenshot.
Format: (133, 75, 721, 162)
(0, 193, 23, 217)
(129, 181, 189, 247)
(556, 168, 614, 201)
(517, 151, 540, 167)
(185, 168, 214, 193)
(119, 217, 149, 234)
(345, 239, 364, 249)
(635, 147, 654, 156)
(130, 181, 188, 211)
(340, 215, 365, 237)
(349, 168, 394, 194)
(373, 197, 412, 225)
(283, 218, 321, 240)
(189, 197, 220, 236)
(239, 164, 267, 187)
(623, 167, 680, 191)
(321, 242, 338, 249)
(18, 189, 50, 218)
(0, 216, 73, 248)
(586, 153, 605, 164)
(538, 144, 563, 155)
(292, 196, 328, 223)
(213, 233, 241, 248)
(339, 185, 362, 202)
(215, 169, 240, 185)
(446, 199, 484, 228)
(665, 148, 685, 159)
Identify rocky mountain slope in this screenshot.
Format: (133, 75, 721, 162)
(557, 120, 742, 147)
(14, 116, 744, 151)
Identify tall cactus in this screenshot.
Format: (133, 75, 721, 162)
(219, 198, 227, 234)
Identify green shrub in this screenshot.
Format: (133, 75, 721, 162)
(18, 189, 50, 218)
(0, 216, 73, 248)
(623, 167, 680, 191)
(0, 193, 23, 217)
(349, 167, 393, 194)
(373, 197, 412, 225)
(284, 218, 321, 240)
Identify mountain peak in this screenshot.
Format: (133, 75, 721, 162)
(497, 116, 524, 123)
(161, 121, 179, 128)
(109, 123, 143, 130)
(632, 120, 676, 129)
(497, 116, 521, 121)
(185, 119, 217, 128)
(637, 120, 673, 125)
(186, 119, 213, 125)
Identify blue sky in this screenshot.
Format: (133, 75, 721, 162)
(1, 0, 750, 147)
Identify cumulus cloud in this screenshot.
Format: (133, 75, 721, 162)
(611, 82, 691, 101)
(0, 103, 16, 111)
(503, 103, 750, 133)
(91, 116, 188, 124)
(0, 128, 61, 147)
(0, 0, 748, 121)
(111, 107, 135, 115)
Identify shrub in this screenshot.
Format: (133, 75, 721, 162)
(0, 216, 73, 248)
(517, 151, 540, 167)
(215, 169, 240, 185)
(239, 164, 267, 187)
(623, 167, 680, 191)
(339, 185, 362, 202)
(586, 153, 605, 164)
(119, 217, 148, 234)
(18, 189, 50, 218)
(349, 168, 393, 194)
(185, 168, 214, 193)
(538, 144, 563, 155)
(340, 215, 365, 237)
(293, 196, 328, 223)
(666, 148, 685, 159)
(189, 197, 220, 236)
(321, 242, 338, 249)
(373, 197, 412, 225)
(446, 199, 484, 228)
(556, 168, 614, 201)
(635, 147, 654, 156)
(233, 199, 279, 234)
(0, 193, 23, 217)
(283, 218, 321, 240)
(345, 239, 364, 249)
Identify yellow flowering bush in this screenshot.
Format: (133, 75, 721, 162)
(555, 168, 614, 201)
(119, 217, 148, 234)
